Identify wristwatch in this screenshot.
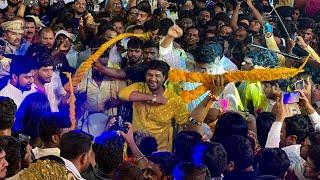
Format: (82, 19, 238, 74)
(188, 117, 203, 126)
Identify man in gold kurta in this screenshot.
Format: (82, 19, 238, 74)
(119, 60, 224, 151)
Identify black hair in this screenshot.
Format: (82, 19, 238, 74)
(212, 112, 248, 143)
(93, 131, 124, 174)
(148, 152, 180, 177)
(214, 12, 231, 24)
(173, 131, 202, 162)
(158, 18, 174, 36)
(256, 112, 276, 149)
(0, 96, 16, 130)
(143, 19, 160, 32)
(146, 60, 170, 81)
(258, 148, 290, 178)
(9, 55, 36, 76)
(143, 40, 159, 49)
(193, 142, 227, 177)
(172, 162, 211, 180)
(297, 18, 315, 30)
(0, 136, 21, 177)
(35, 56, 54, 69)
(98, 24, 117, 37)
(60, 130, 93, 160)
(112, 162, 144, 180)
(131, 131, 158, 157)
(309, 131, 320, 146)
(262, 80, 279, 87)
(284, 115, 312, 144)
(221, 135, 253, 172)
(127, 38, 144, 50)
(137, 1, 151, 15)
(126, 6, 137, 17)
(198, 8, 211, 15)
(111, 16, 125, 25)
(308, 145, 320, 171)
(88, 37, 105, 49)
(25, 43, 52, 60)
(24, 16, 36, 23)
(213, 2, 224, 11)
(186, 26, 199, 33)
(130, 25, 145, 32)
(179, 10, 197, 23)
(13, 93, 51, 141)
(39, 112, 71, 145)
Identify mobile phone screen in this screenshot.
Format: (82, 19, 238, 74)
(283, 92, 300, 104)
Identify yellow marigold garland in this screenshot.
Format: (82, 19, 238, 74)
(63, 72, 76, 130)
(170, 55, 310, 103)
(64, 32, 149, 91)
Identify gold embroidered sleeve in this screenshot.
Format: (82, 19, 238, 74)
(118, 83, 141, 101)
(174, 95, 190, 125)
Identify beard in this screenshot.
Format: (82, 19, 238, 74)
(17, 83, 31, 92)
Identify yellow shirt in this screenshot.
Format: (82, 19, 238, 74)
(118, 82, 190, 151)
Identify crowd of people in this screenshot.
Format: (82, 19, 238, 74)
(0, 0, 319, 179)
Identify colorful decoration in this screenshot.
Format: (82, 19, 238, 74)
(63, 72, 76, 130)
(64, 32, 150, 91)
(169, 55, 310, 103)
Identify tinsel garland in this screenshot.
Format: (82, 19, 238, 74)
(63, 72, 76, 130)
(19, 159, 75, 179)
(64, 32, 150, 91)
(169, 55, 311, 103)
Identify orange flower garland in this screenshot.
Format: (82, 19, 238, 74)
(63, 72, 76, 130)
(169, 55, 310, 103)
(64, 32, 150, 91)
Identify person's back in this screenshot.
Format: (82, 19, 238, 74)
(33, 112, 71, 159)
(172, 162, 211, 180)
(257, 148, 290, 179)
(82, 131, 124, 180)
(192, 141, 227, 179)
(0, 96, 16, 136)
(60, 130, 93, 179)
(221, 135, 257, 180)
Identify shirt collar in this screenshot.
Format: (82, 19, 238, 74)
(61, 157, 84, 180)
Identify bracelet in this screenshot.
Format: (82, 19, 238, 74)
(208, 92, 219, 101)
(188, 117, 203, 126)
(137, 155, 146, 162)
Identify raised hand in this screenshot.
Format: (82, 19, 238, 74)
(210, 75, 224, 97)
(167, 24, 183, 39)
(272, 93, 289, 122)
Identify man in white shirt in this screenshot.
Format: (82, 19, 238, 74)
(33, 55, 67, 112)
(0, 55, 36, 108)
(78, 59, 127, 115)
(60, 130, 93, 180)
(266, 91, 319, 169)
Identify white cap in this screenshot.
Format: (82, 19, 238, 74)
(55, 30, 76, 42)
(25, 15, 46, 28)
